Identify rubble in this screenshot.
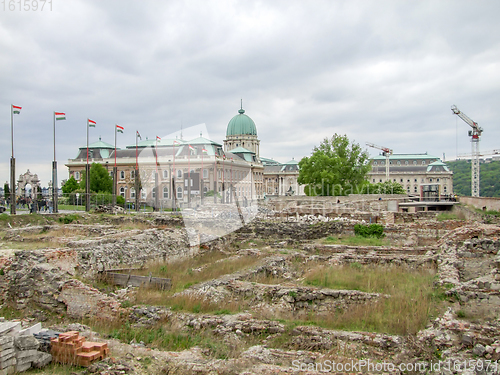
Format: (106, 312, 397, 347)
(0, 319, 52, 374)
(2, 205, 500, 374)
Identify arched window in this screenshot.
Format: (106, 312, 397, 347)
(177, 186, 183, 199)
(120, 187, 125, 197)
(141, 190, 147, 199)
(177, 170, 183, 179)
(203, 169, 208, 179)
(163, 170, 168, 179)
(120, 171, 125, 179)
(373, 161, 378, 165)
(75, 171, 80, 180)
(163, 187, 169, 198)
(130, 188, 135, 198)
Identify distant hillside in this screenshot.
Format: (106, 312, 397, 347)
(447, 159, 500, 197)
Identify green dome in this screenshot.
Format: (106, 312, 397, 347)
(226, 108, 257, 136)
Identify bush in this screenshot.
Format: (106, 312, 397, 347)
(58, 214, 81, 224)
(354, 223, 385, 238)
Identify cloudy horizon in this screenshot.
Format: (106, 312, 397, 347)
(1, 0, 499, 188)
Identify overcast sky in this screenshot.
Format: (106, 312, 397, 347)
(1, 0, 499, 187)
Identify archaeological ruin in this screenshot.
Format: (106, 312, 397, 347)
(1, 195, 500, 374)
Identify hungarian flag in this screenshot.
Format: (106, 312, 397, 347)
(202, 148, 208, 154)
(173, 140, 180, 145)
(188, 145, 195, 151)
(88, 119, 96, 127)
(55, 112, 66, 120)
(156, 136, 161, 140)
(116, 125, 124, 133)
(12, 105, 21, 114)
(136, 131, 141, 140)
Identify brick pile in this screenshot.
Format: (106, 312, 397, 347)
(51, 331, 109, 367)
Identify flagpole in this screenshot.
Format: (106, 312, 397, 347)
(172, 141, 176, 211)
(10, 105, 16, 215)
(214, 154, 217, 204)
(201, 150, 204, 202)
(86, 119, 90, 212)
(222, 155, 225, 204)
(52, 111, 58, 213)
(135, 131, 139, 212)
(188, 146, 191, 205)
(113, 125, 117, 207)
(155, 136, 159, 211)
(155, 137, 158, 174)
(230, 158, 233, 204)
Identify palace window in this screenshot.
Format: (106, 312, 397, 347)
(163, 170, 168, 179)
(120, 187, 125, 197)
(177, 187, 183, 199)
(120, 171, 125, 179)
(130, 188, 135, 199)
(163, 187, 169, 199)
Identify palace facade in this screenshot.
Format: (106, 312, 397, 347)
(65, 106, 303, 207)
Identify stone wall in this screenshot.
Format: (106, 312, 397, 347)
(3, 226, 191, 317)
(460, 196, 500, 211)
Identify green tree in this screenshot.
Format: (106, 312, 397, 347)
(3, 183, 9, 196)
(298, 134, 371, 196)
(79, 163, 113, 193)
(447, 159, 500, 197)
(62, 176, 79, 194)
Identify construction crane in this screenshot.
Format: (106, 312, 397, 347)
(457, 150, 500, 159)
(366, 142, 393, 180)
(451, 105, 484, 197)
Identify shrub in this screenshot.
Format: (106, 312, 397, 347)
(354, 223, 385, 238)
(58, 214, 81, 224)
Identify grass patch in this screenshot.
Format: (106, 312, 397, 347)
(299, 264, 444, 335)
(89, 317, 249, 359)
(57, 204, 86, 211)
(436, 212, 465, 221)
(323, 235, 389, 246)
(24, 363, 84, 374)
(58, 214, 82, 224)
(132, 250, 264, 294)
(0, 213, 56, 228)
